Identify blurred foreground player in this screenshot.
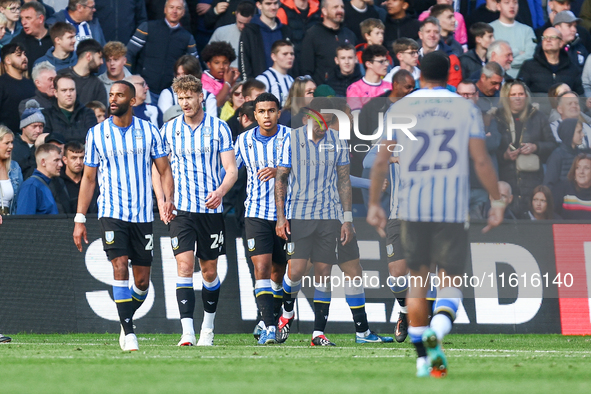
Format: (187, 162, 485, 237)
(73, 81, 175, 352)
(234, 93, 289, 344)
(368, 52, 505, 377)
(156, 75, 238, 347)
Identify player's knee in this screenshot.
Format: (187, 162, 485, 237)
(134, 276, 150, 291)
(388, 260, 407, 277)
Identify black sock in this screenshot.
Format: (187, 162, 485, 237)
(397, 297, 406, 309)
(273, 293, 283, 322)
(177, 287, 196, 319)
(350, 306, 370, 333)
(414, 341, 427, 358)
(202, 286, 220, 313)
(313, 301, 330, 332)
(256, 293, 275, 327)
(283, 289, 295, 313)
(117, 301, 135, 335)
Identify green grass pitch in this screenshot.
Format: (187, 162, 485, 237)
(1, 333, 590, 393)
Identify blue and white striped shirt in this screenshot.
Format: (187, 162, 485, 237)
(389, 89, 485, 223)
(256, 68, 294, 107)
(235, 125, 291, 221)
(278, 126, 350, 220)
(84, 117, 167, 223)
(389, 160, 400, 220)
(160, 114, 234, 213)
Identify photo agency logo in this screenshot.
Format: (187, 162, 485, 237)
(302, 105, 418, 152)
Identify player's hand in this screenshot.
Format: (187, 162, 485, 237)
(258, 167, 277, 182)
(214, 2, 229, 14)
(196, 3, 211, 15)
(276, 216, 290, 240)
(340, 222, 354, 245)
(482, 204, 505, 234)
(205, 189, 223, 209)
(161, 201, 176, 224)
(73, 222, 88, 252)
(381, 179, 389, 192)
(366, 203, 387, 238)
(389, 156, 399, 164)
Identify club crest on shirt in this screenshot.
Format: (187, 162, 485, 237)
(387, 244, 394, 258)
(105, 231, 115, 245)
(248, 238, 255, 251)
(287, 242, 295, 255)
(171, 237, 179, 250)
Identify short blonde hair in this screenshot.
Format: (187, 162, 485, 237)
(0, 125, 14, 171)
(0, 13, 7, 27)
(172, 75, 202, 95)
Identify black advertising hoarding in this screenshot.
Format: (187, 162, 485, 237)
(0, 216, 582, 335)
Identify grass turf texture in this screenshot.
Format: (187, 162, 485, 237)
(1, 334, 590, 393)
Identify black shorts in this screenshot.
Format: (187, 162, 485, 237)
(168, 211, 226, 260)
(386, 219, 404, 263)
(99, 218, 153, 266)
(287, 219, 340, 264)
(401, 221, 468, 277)
(337, 233, 360, 264)
(245, 217, 287, 265)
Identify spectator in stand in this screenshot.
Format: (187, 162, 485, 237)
(0, 125, 22, 215)
(552, 11, 588, 72)
(526, 185, 556, 220)
(157, 55, 218, 117)
(33, 22, 77, 71)
(277, 0, 321, 71)
(202, 41, 240, 108)
(459, 22, 494, 79)
(237, 100, 256, 130)
(537, 0, 591, 55)
(94, 0, 147, 43)
(256, 39, 294, 107)
(549, 92, 591, 146)
(47, 0, 106, 47)
(496, 80, 557, 214)
(54, 140, 98, 213)
(553, 152, 591, 219)
(548, 83, 575, 122)
(326, 43, 362, 97)
(0, 13, 7, 44)
(11, 99, 44, 179)
(58, 38, 107, 106)
(518, 27, 584, 96)
(18, 60, 55, 115)
(384, 38, 420, 83)
(227, 78, 266, 138)
(208, 1, 255, 69)
(300, 0, 356, 85)
(479, 181, 519, 219)
(98, 41, 131, 97)
(475, 0, 545, 30)
(490, 0, 537, 78)
(383, 0, 420, 51)
(0, 0, 22, 46)
(346, 45, 391, 110)
(24, 0, 55, 19)
(429, 4, 462, 57)
(355, 19, 392, 68)
(545, 118, 589, 189)
(486, 40, 514, 76)
(278, 75, 315, 127)
(15, 143, 61, 214)
(0, 43, 35, 136)
(239, 0, 292, 80)
(11, 1, 51, 70)
(126, 74, 162, 127)
(419, 0, 468, 50)
(344, 0, 381, 43)
(86, 100, 105, 122)
(204, 0, 256, 31)
(417, 17, 462, 87)
(220, 81, 245, 121)
(466, 0, 499, 35)
(126, 0, 198, 100)
(42, 73, 97, 143)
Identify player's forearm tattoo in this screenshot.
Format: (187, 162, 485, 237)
(275, 166, 290, 218)
(337, 164, 352, 212)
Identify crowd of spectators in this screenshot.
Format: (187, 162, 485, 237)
(3, 0, 591, 221)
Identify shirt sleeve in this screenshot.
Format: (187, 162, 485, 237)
(234, 137, 244, 170)
(337, 138, 350, 166)
(219, 120, 233, 152)
(150, 123, 168, 159)
(279, 132, 291, 168)
(84, 128, 100, 167)
(468, 104, 486, 140)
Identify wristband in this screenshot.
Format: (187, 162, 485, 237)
(491, 199, 506, 209)
(74, 213, 86, 223)
(225, 81, 232, 88)
(343, 211, 353, 223)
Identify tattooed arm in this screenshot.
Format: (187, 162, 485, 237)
(275, 165, 291, 240)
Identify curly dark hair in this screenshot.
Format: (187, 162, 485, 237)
(200, 41, 237, 64)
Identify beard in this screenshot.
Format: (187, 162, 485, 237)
(111, 101, 131, 117)
(88, 59, 100, 74)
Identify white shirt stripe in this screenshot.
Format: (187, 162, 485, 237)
(160, 113, 233, 213)
(235, 125, 291, 220)
(84, 117, 167, 223)
(256, 68, 294, 107)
